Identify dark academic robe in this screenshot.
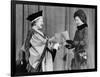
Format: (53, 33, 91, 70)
(70, 24, 88, 70)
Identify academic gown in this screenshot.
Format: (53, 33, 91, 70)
(25, 28, 53, 72)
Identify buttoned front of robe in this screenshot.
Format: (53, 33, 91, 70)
(71, 24, 88, 70)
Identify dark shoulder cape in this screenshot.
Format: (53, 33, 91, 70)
(77, 24, 88, 30)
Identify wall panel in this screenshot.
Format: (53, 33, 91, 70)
(16, 4, 23, 60)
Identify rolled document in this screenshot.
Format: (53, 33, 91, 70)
(61, 30, 69, 41)
(48, 30, 69, 50)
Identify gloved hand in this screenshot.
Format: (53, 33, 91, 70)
(65, 44, 72, 49)
(66, 40, 73, 45)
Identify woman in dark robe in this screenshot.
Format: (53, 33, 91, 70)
(66, 9, 88, 70)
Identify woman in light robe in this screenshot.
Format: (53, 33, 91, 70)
(25, 11, 53, 72)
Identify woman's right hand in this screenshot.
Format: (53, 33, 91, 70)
(66, 40, 73, 44)
(65, 44, 72, 49)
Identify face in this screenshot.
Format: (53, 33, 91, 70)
(35, 16, 43, 29)
(74, 16, 84, 26)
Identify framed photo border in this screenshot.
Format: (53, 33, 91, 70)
(11, 0, 97, 76)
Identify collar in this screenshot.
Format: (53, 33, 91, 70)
(77, 24, 88, 30)
(32, 26, 44, 36)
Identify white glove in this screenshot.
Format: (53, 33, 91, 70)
(53, 43, 60, 50)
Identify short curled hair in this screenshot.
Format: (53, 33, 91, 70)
(31, 21, 36, 27)
(74, 9, 87, 24)
(31, 17, 41, 27)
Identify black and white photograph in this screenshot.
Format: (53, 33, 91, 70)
(11, 0, 97, 76)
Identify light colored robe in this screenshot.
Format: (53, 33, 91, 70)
(25, 28, 53, 72)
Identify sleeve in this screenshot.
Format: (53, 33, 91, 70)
(73, 28, 88, 47)
(25, 30, 32, 51)
(49, 36, 57, 43)
(25, 30, 33, 62)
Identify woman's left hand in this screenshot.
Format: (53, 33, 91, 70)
(65, 44, 72, 49)
(66, 40, 73, 45)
